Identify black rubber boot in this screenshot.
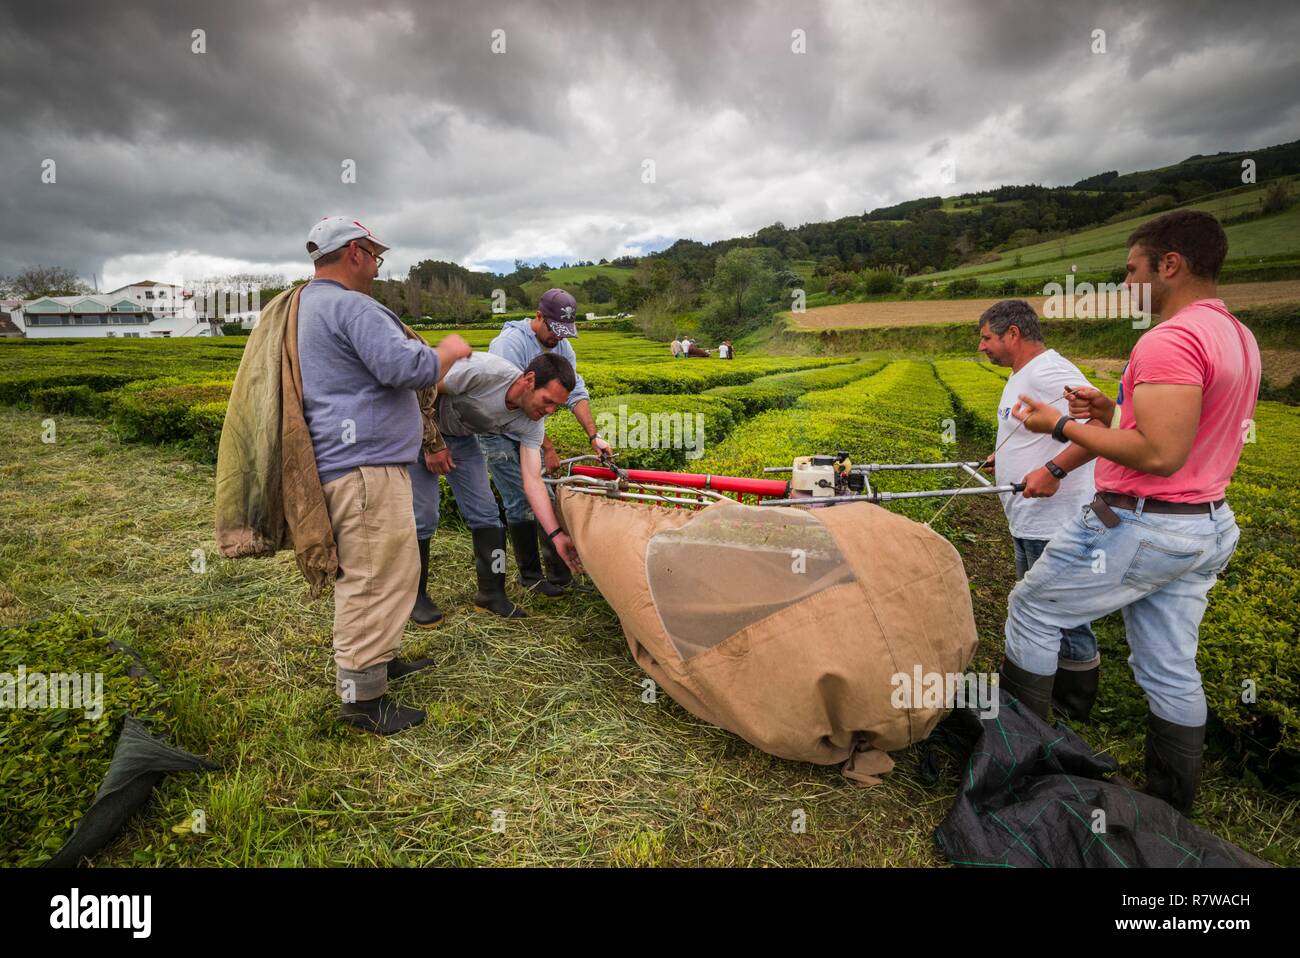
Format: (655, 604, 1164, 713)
(1052, 663, 1100, 722)
(1144, 712, 1205, 816)
(508, 521, 566, 597)
(339, 695, 425, 736)
(998, 658, 1055, 721)
(387, 657, 434, 680)
(538, 524, 574, 589)
(410, 537, 445, 628)
(471, 526, 527, 619)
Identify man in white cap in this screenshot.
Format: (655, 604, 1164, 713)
(476, 288, 610, 598)
(297, 216, 470, 735)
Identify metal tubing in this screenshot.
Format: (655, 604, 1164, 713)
(758, 483, 1021, 507)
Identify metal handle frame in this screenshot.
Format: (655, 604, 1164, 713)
(547, 455, 1024, 510)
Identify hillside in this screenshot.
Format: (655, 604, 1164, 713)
(918, 177, 1300, 285)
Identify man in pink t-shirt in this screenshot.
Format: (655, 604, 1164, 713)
(1001, 210, 1260, 815)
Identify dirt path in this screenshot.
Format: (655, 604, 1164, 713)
(794, 280, 1300, 329)
(1081, 348, 1300, 386)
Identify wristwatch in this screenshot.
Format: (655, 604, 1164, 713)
(545, 527, 564, 541)
(1045, 460, 1068, 480)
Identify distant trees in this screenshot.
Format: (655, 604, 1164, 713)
(826, 271, 857, 296)
(427, 274, 477, 322)
(409, 259, 498, 297)
(862, 269, 899, 294)
(631, 295, 685, 341)
(865, 196, 943, 221)
(510, 260, 550, 284)
(404, 277, 422, 317)
(636, 152, 1300, 283)
(614, 277, 649, 312)
(645, 258, 678, 297)
(1, 265, 90, 299)
(580, 274, 617, 303)
(197, 272, 287, 305)
(202, 271, 285, 290)
(1263, 179, 1294, 215)
(775, 267, 803, 289)
(700, 247, 780, 340)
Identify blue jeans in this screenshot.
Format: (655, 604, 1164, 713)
(408, 432, 503, 535)
(1012, 536, 1098, 665)
(478, 433, 537, 524)
(1004, 499, 1240, 726)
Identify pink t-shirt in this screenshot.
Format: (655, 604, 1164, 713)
(1094, 299, 1260, 503)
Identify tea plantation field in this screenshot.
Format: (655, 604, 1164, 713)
(1, 327, 1296, 866)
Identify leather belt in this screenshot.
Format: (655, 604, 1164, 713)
(1100, 492, 1224, 514)
(1088, 491, 1225, 529)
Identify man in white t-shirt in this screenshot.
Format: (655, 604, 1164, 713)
(409, 352, 584, 621)
(977, 300, 1100, 721)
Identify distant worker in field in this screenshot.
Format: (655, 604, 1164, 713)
(1005, 210, 1260, 815)
(296, 216, 470, 736)
(719, 340, 734, 360)
(975, 299, 1099, 721)
(481, 289, 612, 598)
(408, 350, 586, 620)
(671, 336, 683, 358)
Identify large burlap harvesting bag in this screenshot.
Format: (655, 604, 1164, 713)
(556, 488, 978, 784)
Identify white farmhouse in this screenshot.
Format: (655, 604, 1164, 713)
(4, 281, 224, 338)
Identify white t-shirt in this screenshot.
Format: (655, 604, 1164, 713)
(436, 353, 546, 448)
(994, 349, 1096, 540)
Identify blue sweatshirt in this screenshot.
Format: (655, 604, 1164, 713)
(297, 279, 441, 484)
(488, 319, 589, 407)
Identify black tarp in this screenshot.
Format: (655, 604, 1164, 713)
(932, 699, 1270, 868)
(44, 715, 216, 867)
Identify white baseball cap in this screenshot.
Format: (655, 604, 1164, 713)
(305, 216, 390, 261)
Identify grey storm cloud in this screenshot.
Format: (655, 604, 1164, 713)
(1, 0, 1298, 283)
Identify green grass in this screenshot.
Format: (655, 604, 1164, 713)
(0, 405, 978, 866)
(520, 264, 639, 305)
(940, 196, 1027, 215)
(539, 264, 638, 287)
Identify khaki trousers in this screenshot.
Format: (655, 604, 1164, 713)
(320, 465, 419, 701)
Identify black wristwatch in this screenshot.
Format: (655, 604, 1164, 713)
(1051, 415, 1071, 443)
(1045, 460, 1068, 480)
(546, 527, 564, 541)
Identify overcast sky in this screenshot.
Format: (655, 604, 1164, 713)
(2, 0, 1298, 290)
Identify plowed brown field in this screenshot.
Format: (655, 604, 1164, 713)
(792, 280, 1300, 329)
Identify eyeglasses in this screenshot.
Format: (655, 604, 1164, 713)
(352, 241, 384, 269)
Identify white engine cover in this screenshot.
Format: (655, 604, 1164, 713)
(791, 457, 836, 497)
